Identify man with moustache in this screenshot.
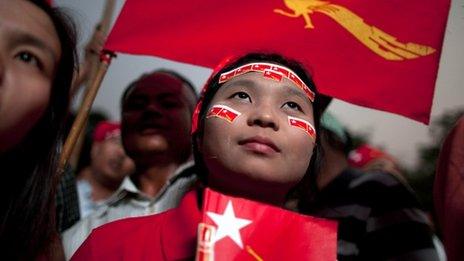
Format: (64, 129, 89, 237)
(62, 70, 198, 259)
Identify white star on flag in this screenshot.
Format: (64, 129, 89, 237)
(206, 200, 252, 249)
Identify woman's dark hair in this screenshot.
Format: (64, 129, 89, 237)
(191, 52, 323, 209)
(0, 0, 77, 259)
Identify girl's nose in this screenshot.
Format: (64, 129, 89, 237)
(247, 104, 279, 131)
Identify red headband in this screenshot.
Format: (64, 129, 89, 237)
(191, 58, 315, 135)
(219, 62, 315, 102)
(191, 56, 236, 135)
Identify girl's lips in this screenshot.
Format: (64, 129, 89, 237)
(239, 136, 281, 154)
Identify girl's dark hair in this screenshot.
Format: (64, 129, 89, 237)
(0, 0, 77, 259)
(192, 53, 323, 209)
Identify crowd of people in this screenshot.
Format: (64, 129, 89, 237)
(0, 0, 462, 260)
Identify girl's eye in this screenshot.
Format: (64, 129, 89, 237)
(231, 91, 252, 102)
(283, 101, 303, 112)
(15, 51, 41, 69)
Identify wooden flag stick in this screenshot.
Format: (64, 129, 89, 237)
(59, 52, 115, 174)
(86, 0, 116, 86)
(100, 0, 116, 33)
(66, 0, 117, 169)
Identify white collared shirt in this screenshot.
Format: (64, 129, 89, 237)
(62, 161, 197, 260)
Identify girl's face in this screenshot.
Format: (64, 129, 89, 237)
(200, 70, 316, 203)
(0, 0, 61, 152)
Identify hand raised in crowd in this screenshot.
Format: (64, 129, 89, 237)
(72, 24, 106, 95)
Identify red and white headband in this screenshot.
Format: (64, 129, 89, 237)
(218, 62, 315, 102)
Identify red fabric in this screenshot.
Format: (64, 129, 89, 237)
(72, 188, 337, 260)
(289, 116, 316, 139)
(348, 144, 392, 168)
(198, 188, 338, 260)
(207, 105, 241, 123)
(71, 189, 201, 260)
(434, 116, 464, 261)
(92, 121, 120, 142)
(104, 0, 450, 124)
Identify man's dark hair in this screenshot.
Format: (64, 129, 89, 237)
(120, 69, 198, 112)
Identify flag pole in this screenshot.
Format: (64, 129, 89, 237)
(99, 0, 116, 34)
(66, 0, 117, 169)
(58, 51, 115, 174)
(86, 0, 116, 85)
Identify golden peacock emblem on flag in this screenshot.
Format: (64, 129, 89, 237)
(274, 0, 436, 60)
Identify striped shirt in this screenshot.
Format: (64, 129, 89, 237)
(307, 169, 440, 260)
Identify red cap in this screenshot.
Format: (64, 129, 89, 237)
(348, 144, 393, 168)
(93, 121, 120, 142)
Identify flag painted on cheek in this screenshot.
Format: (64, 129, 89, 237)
(196, 188, 338, 261)
(206, 105, 241, 123)
(288, 116, 316, 140)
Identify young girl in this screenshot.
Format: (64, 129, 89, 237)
(191, 53, 322, 206)
(0, 0, 77, 258)
(71, 52, 325, 259)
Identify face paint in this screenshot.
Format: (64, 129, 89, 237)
(219, 62, 315, 102)
(206, 104, 241, 123)
(288, 116, 316, 141)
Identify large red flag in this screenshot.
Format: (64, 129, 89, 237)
(104, 0, 450, 124)
(197, 188, 338, 260)
(71, 188, 336, 260)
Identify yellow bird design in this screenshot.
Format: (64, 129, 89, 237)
(274, 0, 435, 60)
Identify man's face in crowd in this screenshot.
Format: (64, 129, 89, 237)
(91, 134, 135, 185)
(121, 72, 196, 165)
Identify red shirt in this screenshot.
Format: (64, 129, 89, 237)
(72, 188, 338, 260)
(72, 189, 201, 260)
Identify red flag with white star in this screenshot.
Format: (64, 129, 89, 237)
(196, 188, 338, 260)
(71, 188, 336, 260)
(104, 0, 450, 124)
